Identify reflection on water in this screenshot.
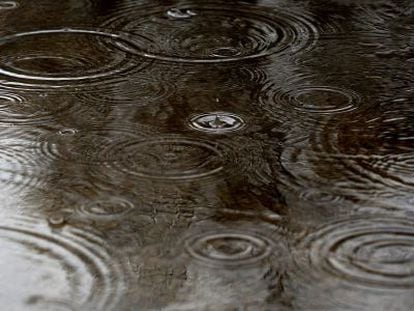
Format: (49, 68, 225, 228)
(0, 0, 413, 310)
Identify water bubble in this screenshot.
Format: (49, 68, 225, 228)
(166, 8, 196, 19)
(188, 112, 246, 134)
(294, 216, 414, 289)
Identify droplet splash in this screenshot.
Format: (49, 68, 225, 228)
(166, 8, 196, 20)
(58, 128, 78, 136)
(189, 112, 246, 133)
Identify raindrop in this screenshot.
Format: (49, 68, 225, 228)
(188, 112, 246, 134)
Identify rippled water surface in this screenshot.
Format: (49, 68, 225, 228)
(0, 0, 413, 310)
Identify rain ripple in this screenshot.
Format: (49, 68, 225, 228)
(294, 216, 414, 289)
(260, 83, 362, 119)
(101, 2, 319, 63)
(185, 231, 274, 267)
(105, 136, 235, 181)
(0, 91, 77, 124)
(312, 109, 414, 193)
(0, 217, 125, 310)
(0, 28, 147, 90)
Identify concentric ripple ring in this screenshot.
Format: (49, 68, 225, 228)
(295, 217, 414, 289)
(106, 137, 233, 180)
(185, 231, 274, 267)
(0, 28, 146, 88)
(0, 219, 125, 309)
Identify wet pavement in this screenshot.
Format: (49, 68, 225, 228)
(0, 0, 413, 310)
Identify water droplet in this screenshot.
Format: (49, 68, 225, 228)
(189, 112, 246, 134)
(166, 8, 196, 20)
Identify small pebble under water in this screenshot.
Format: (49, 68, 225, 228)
(0, 0, 413, 310)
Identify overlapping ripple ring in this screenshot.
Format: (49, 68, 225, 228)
(38, 127, 145, 165)
(76, 76, 176, 107)
(0, 143, 45, 193)
(105, 136, 233, 180)
(0, 218, 125, 310)
(101, 3, 319, 63)
(0, 92, 30, 122)
(0, 28, 145, 89)
(185, 231, 274, 267)
(309, 114, 414, 192)
(296, 217, 414, 289)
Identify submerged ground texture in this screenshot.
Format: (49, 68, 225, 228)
(0, 0, 413, 310)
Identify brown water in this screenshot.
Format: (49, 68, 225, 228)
(0, 0, 413, 310)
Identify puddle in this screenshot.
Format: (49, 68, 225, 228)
(0, 0, 413, 310)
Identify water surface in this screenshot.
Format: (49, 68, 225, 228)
(0, 0, 413, 310)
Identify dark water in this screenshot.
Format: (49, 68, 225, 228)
(0, 0, 413, 310)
